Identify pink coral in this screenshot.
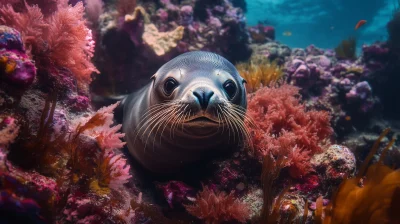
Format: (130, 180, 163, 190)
(247, 84, 333, 178)
(72, 102, 131, 190)
(185, 186, 250, 224)
(73, 102, 126, 151)
(104, 152, 131, 189)
(0, 1, 99, 89)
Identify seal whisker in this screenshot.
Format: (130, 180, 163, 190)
(169, 104, 187, 139)
(175, 106, 188, 137)
(220, 105, 234, 143)
(134, 102, 176, 134)
(222, 107, 240, 143)
(229, 108, 253, 148)
(164, 105, 183, 139)
(175, 105, 189, 138)
(132, 105, 170, 148)
(227, 102, 253, 148)
(154, 105, 180, 150)
(157, 103, 183, 144)
(138, 106, 175, 149)
(230, 104, 257, 128)
(143, 107, 176, 151)
(219, 105, 231, 141)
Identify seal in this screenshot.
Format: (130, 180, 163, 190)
(122, 51, 249, 173)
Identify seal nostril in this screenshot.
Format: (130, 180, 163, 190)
(193, 89, 214, 110)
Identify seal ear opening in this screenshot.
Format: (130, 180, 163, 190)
(150, 74, 156, 87)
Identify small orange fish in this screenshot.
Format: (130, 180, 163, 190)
(355, 20, 367, 30)
(345, 116, 351, 121)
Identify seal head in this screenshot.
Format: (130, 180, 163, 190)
(123, 51, 248, 173)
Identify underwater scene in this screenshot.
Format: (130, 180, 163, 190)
(0, 0, 400, 223)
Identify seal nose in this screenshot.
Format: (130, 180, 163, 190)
(193, 88, 214, 110)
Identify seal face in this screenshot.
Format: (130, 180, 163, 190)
(123, 51, 248, 173)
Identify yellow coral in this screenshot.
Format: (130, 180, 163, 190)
(0, 55, 16, 74)
(236, 57, 283, 93)
(143, 24, 184, 56)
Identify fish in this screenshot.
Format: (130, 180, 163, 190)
(355, 20, 367, 30)
(283, 31, 292, 36)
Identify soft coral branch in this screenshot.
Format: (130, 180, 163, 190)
(247, 84, 333, 178)
(0, 0, 99, 89)
(185, 186, 250, 224)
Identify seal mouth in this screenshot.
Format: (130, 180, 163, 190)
(185, 116, 219, 124)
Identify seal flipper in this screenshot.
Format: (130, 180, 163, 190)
(90, 93, 128, 124)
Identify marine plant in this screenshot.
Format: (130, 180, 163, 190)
(334, 37, 357, 60)
(236, 56, 283, 93)
(247, 84, 333, 178)
(0, 0, 98, 91)
(260, 154, 308, 223)
(184, 185, 251, 224)
(315, 128, 400, 223)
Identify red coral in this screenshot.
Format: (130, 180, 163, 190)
(185, 186, 250, 224)
(247, 84, 333, 178)
(0, 0, 98, 89)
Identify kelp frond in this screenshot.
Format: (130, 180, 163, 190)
(315, 128, 400, 223)
(335, 37, 357, 60)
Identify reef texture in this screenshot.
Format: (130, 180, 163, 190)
(0, 0, 400, 224)
(91, 0, 252, 98)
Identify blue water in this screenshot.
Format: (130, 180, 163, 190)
(245, 0, 398, 52)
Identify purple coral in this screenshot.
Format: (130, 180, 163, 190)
(0, 26, 36, 88)
(0, 25, 24, 52)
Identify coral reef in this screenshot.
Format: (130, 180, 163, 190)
(284, 43, 382, 138)
(0, 0, 99, 93)
(251, 42, 291, 65)
(0, 1, 137, 223)
(248, 23, 275, 44)
(0, 0, 399, 224)
(247, 84, 333, 179)
(0, 26, 36, 89)
(91, 0, 252, 98)
(315, 129, 400, 223)
(236, 56, 283, 93)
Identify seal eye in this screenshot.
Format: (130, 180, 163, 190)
(223, 80, 237, 99)
(164, 78, 178, 95)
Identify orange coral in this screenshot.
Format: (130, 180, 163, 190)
(247, 84, 333, 178)
(316, 129, 400, 224)
(185, 185, 250, 224)
(236, 57, 283, 93)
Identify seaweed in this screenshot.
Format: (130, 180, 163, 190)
(315, 128, 400, 223)
(334, 37, 357, 60)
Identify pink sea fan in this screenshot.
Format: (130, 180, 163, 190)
(247, 84, 333, 178)
(72, 102, 125, 152)
(0, 116, 20, 147)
